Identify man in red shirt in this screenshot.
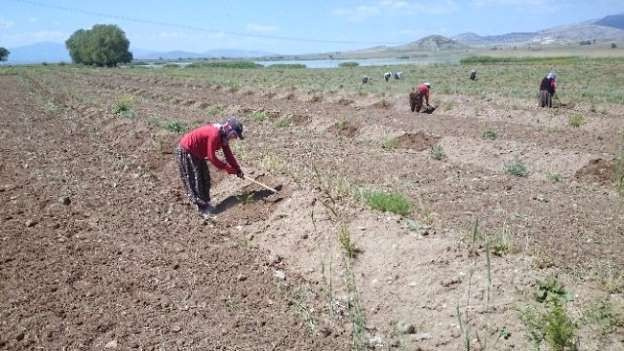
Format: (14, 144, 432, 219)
(409, 82, 431, 112)
(176, 117, 244, 217)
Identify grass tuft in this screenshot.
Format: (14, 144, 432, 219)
(430, 145, 446, 160)
(504, 158, 529, 177)
(482, 129, 498, 140)
(361, 190, 411, 216)
(568, 114, 586, 128)
(112, 95, 134, 118)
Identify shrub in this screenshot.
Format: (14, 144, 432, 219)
(361, 190, 411, 216)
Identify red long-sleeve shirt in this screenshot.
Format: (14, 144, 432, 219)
(417, 84, 430, 103)
(179, 124, 240, 174)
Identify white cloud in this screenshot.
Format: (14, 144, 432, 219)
(333, 5, 381, 22)
(0, 19, 15, 29)
(333, 0, 458, 22)
(379, 0, 410, 9)
(246, 23, 278, 33)
(471, 0, 560, 11)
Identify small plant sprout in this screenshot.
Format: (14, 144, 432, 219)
(504, 158, 529, 177)
(546, 172, 562, 182)
(112, 95, 134, 118)
(165, 121, 187, 134)
(430, 144, 446, 160)
(252, 110, 268, 122)
(568, 114, 586, 128)
(482, 129, 498, 140)
(382, 137, 399, 150)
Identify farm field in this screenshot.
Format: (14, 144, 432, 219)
(1, 59, 624, 350)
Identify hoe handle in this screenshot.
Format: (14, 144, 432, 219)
(244, 175, 279, 193)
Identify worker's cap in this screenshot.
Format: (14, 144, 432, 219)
(224, 116, 244, 139)
(547, 71, 556, 80)
(424, 82, 431, 87)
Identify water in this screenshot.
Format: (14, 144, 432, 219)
(254, 56, 459, 68)
(137, 55, 461, 69)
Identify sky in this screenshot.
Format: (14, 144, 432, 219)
(1, 0, 623, 54)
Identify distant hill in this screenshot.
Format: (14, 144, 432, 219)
(452, 32, 536, 46)
(398, 35, 466, 51)
(5, 43, 275, 64)
(595, 14, 624, 30)
(132, 48, 276, 60)
(6, 42, 70, 64)
(453, 14, 624, 47)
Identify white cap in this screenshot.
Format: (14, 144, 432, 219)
(424, 82, 431, 87)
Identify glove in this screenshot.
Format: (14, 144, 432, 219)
(236, 170, 244, 179)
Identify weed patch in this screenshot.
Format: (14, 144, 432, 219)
(165, 121, 188, 134)
(482, 129, 498, 140)
(568, 114, 586, 128)
(520, 277, 578, 351)
(382, 137, 399, 150)
(547, 172, 562, 183)
(360, 190, 411, 216)
(112, 95, 135, 118)
(430, 144, 446, 160)
(504, 158, 529, 177)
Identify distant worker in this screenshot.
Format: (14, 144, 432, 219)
(384, 72, 392, 82)
(469, 69, 477, 81)
(539, 71, 557, 108)
(176, 117, 245, 218)
(409, 82, 432, 113)
(362, 76, 369, 84)
(394, 71, 402, 80)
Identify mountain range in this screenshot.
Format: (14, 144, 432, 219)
(4, 43, 274, 64)
(4, 13, 624, 64)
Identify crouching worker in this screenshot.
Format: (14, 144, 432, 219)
(539, 71, 557, 108)
(409, 82, 431, 113)
(176, 117, 245, 218)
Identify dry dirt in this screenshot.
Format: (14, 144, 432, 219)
(1, 68, 623, 350)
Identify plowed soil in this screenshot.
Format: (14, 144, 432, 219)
(1, 67, 623, 350)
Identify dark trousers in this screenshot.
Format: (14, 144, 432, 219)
(539, 90, 552, 108)
(175, 146, 211, 208)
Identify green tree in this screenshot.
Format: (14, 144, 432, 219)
(66, 24, 132, 66)
(0, 47, 9, 61)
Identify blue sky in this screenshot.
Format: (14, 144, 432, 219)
(1, 0, 622, 54)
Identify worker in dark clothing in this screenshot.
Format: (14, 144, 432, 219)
(539, 72, 557, 108)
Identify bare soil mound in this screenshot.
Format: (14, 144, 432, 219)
(214, 175, 286, 227)
(575, 158, 615, 184)
(395, 131, 441, 150)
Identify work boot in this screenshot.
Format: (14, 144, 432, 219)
(198, 203, 217, 219)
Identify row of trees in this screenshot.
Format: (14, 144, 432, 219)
(66, 24, 132, 66)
